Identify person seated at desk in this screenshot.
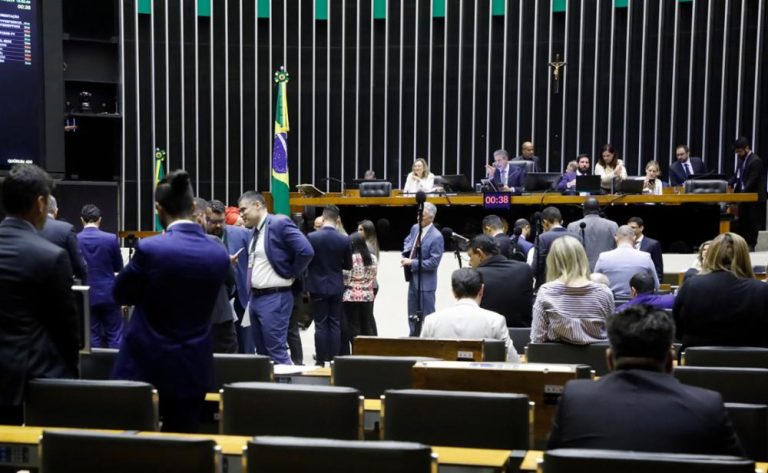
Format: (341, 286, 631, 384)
(555, 160, 579, 192)
(594, 144, 627, 192)
(531, 235, 613, 345)
(642, 160, 663, 195)
(485, 149, 526, 192)
(402, 158, 436, 193)
(421, 267, 520, 362)
(669, 144, 707, 186)
(547, 304, 745, 456)
(673, 232, 768, 349)
(616, 271, 675, 312)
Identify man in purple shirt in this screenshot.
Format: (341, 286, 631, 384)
(616, 271, 675, 313)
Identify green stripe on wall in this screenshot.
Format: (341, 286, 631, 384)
(614, 0, 628, 7)
(491, 0, 505, 16)
(373, 0, 387, 20)
(138, 0, 151, 15)
(315, 0, 328, 20)
(258, 0, 270, 19)
(553, 0, 567, 13)
(432, 0, 445, 18)
(197, 0, 210, 17)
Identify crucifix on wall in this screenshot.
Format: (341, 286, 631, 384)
(548, 54, 567, 94)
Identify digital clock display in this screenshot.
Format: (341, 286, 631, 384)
(483, 192, 512, 209)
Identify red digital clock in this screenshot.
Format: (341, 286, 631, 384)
(483, 192, 512, 209)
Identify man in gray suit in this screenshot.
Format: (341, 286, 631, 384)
(567, 198, 618, 271)
(594, 225, 659, 297)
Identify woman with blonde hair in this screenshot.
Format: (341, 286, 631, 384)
(403, 158, 435, 193)
(674, 232, 768, 348)
(643, 160, 663, 195)
(530, 235, 614, 344)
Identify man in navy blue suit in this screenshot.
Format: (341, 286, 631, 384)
(627, 216, 663, 282)
(238, 191, 314, 364)
(40, 195, 88, 283)
(401, 201, 444, 336)
(207, 199, 253, 354)
(77, 204, 124, 348)
(112, 170, 230, 432)
(306, 205, 352, 365)
(669, 144, 707, 186)
(484, 149, 527, 192)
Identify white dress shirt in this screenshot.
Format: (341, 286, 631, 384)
(421, 299, 520, 362)
(249, 216, 293, 289)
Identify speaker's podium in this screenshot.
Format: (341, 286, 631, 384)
(410, 361, 592, 448)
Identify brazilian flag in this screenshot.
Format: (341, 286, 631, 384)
(271, 68, 290, 215)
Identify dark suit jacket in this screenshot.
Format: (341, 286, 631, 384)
(548, 368, 744, 456)
(112, 222, 231, 397)
(491, 164, 527, 190)
(730, 152, 767, 202)
(306, 226, 352, 295)
(208, 235, 236, 325)
(0, 218, 80, 406)
(669, 157, 707, 186)
(77, 226, 123, 307)
(639, 236, 664, 281)
(673, 270, 768, 349)
(40, 216, 88, 282)
(493, 233, 511, 259)
(476, 255, 534, 327)
(223, 225, 251, 309)
(257, 214, 315, 281)
(534, 227, 583, 288)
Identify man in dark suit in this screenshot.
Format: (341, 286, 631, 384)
(40, 195, 88, 283)
(207, 199, 254, 354)
(112, 170, 231, 432)
(481, 214, 511, 259)
(533, 206, 583, 289)
(730, 136, 767, 247)
(238, 191, 314, 365)
(77, 204, 124, 348)
(194, 198, 238, 354)
(627, 216, 663, 281)
(402, 202, 444, 336)
(669, 144, 707, 186)
(512, 141, 541, 172)
(485, 149, 527, 192)
(307, 205, 352, 365)
(468, 235, 533, 327)
(0, 164, 79, 425)
(548, 304, 744, 456)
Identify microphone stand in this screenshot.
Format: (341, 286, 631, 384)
(323, 177, 347, 196)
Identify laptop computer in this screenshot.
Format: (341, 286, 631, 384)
(618, 178, 645, 195)
(480, 178, 499, 192)
(524, 172, 561, 192)
(575, 175, 602, 193)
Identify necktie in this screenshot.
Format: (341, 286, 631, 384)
(684, 162, 693, 177)
(501, 169, 508, 185)
(247, 226, 261, 288)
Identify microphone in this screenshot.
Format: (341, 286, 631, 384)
(415, 190, 427, 205)
(579, 222, 587, 229)
(322, 177, 346, 194)
(441, 227, 469, 243)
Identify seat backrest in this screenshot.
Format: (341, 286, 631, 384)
(213, 354, 273, 388)
(682, 347, 768, 369)
(244, 436, 434, 473)
(725, 403, 768, 461)
(508, 328, 531, 355)
(381, 389, 531, 450)
(509, 159, 537, 173)
(40, 430, 220, 473)
(331, 356, 437, 398)
(526, 343, 610, 375)
(220, 382, 362, 439)
(78, 348, 119, 380)
(482, 339, 506, 361)
(673, 366, 768, 404)
(359, 181, 392, 197)
(542, 448, 753, 473)
(684, 179, 728, 194)
(25, 379, 158, 431)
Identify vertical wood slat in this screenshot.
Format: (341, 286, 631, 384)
(544, 0, 553, 172)
(559, 0, 570, 171)
(591, 0, 600, 159)
(637, 0, 648, 171)
(701, 0, 713, 164)
(653, 0, 664, 165)
(686, 0, 697, 146)
(607, 1, 615, 141)
(717, 0, 730, 173)
(752, 0, 765, 151)
(440, 0, 448, 175)
(575, 0, 585, 158)
(668, 1, 680, 166)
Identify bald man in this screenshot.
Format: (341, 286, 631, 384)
(512, 141, 541, 172)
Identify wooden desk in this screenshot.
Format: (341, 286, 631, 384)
(410, 361, 588, 448)
(353, 336, 489, 361)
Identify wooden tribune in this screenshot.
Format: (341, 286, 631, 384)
(352, 337, 490, 361)
(410, 361, 590, 448)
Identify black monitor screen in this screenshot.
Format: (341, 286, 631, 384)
(0, 0, 43, 170)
